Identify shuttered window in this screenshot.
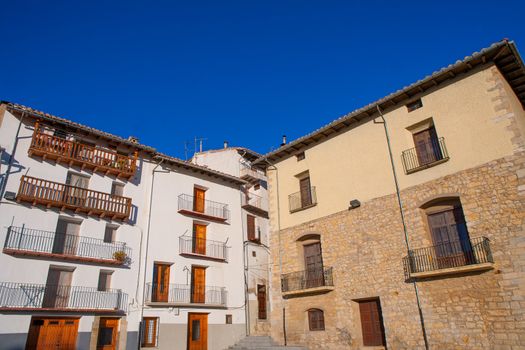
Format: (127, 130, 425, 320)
(257, 284, 267, 319)
(142, 317, 158, 347)
(247, 215, 257, 242)
(308, 309, 325, 331)
(299, 177, 312, 208)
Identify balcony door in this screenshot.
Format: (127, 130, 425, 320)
(428, 205, 473, 268)
(193, 224, 207, 255)
(193, 188, 205, 213)
(152, 263, 170, 302)
(187, 313, 208, 350)
(42, 267, 73, 308)
(413, 126, 442, 166)
(299, 177, 312, 208)
(53, 219, 80, 256)
(304, 242, 324, 288)
(191, 266, 206, 303)
(65, 172, 89, 207)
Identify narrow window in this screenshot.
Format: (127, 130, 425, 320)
(257, 284, 267, 319)
(225, 314, 232, 324)
(111, 182, 124, 196)
(296, 152, 305, 161)
(252, 251, 256, 257)
(299, 176, 313, 208)
(253, 183, 261, 191)
(247, 215, 258, 242)
(142, 317, 158, 347)
(308, 309, 325, 331)
(358, 299, 386, 346)
(53, 219, 81, 255)
(42, 266, 73, 308)
(104, 225, 117, 243)
(97, 270, 113, 291)
(406, 98, 423, 112)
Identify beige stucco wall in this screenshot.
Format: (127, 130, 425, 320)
(269, 65, 525, 230)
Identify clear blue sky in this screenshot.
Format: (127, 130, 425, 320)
(2, 1, 524, 158)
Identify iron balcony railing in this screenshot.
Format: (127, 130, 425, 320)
(281, 267, 333, 293)
(403, 236, 493, 278)
(4, 226, 132, 266)
(289, 186, 317, 213)
(0, 282, 127, 312)
(242, 192, 268, 213)
(401, 137, 449, 174)
(178, 194, 230, 221)
(17, 176, 132, 220)
(29, 122, 138, 178)
(145, 283, 227, 306)
(179, 236, 228, 261)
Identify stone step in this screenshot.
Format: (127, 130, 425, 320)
(228, 336, 307, 350)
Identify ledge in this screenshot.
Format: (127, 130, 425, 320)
(3, 249, 129, 267)
(282, 285, 335, 299)
(409, 262, 494, 279)
(177, 209, 228, 223)
(145, 302, 226, 309)
(179, 252, 227, 263)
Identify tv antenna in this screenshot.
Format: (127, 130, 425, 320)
(194, 136, 208, 154)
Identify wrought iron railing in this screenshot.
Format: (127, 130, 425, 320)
(288, 186, 317, 212)
(0, 282, 127, 312)
(401, 137, 449, 174)
(4, 226, 131, 266)
(29, 122, 138, 178)
(281, 267, 333, 293)
(402, 237, 493, 278)
(242, 192, 268, 212)
(145, 283, 227, 306)
(179, 236, 228, 261)
(178, 194, 230, 221)
(17, 176, 132, 220)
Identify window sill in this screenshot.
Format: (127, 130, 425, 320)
(408, 262, 494, 279)
(289, 203, 317, 214)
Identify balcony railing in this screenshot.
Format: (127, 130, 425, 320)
(29, 123, 138, 179)
(401, 137, 449, 174)
(403, 237, 493, 279)
(17, 176, 132, 220)
(179, 236, 228, 261)
(242, 193, 268, 215)
(281, 267, 334, 293)
(178, 194, 230, 222)
(3, 226, 132, 266)
(289, 186, 317, 213)
(0, 282, 127, 312)
(145, 283, 227, 307)
(240, 167, 266, 183)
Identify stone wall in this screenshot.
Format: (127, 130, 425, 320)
(269, 152, 525, 349)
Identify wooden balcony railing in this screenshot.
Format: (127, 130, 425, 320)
(179, 236, 228, 262)
(0, 282, 127, 313)
(29, 122, 138, 179)
(17, 176, 132, 220)
(3, 226, 132, 266)
(281, 267, 334, 293)
(145, 283, 227, 307)
(178, 194, 230, 222)
(242, 193, 268, 216)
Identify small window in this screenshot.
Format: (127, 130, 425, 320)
(226, 314, 232, 324)
(308, 309, 325, 331)
(252, 251, 256, 257)
(111, 182, 124, 197)
(406, 99, 423, 112)
(53, 128, 68, 139)
(253, 183, 261, 191)
(296, 152, 305, 161)
(104, 225, 117, 243)
(97, 270, 113, 291)
(142, 317, 158, 347)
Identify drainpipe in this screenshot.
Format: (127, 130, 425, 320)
(374, 106, 430, 350)
(0, 111, 26, 202)
(238, 150, 251, 336)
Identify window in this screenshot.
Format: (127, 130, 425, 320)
(104, 225, 117, 243)
(247, 215, 258, 242)
(53, 128, 68, 139)
(142, 317, 158, 347)
(252, 251, 256, 257)
(296, 152, 305, 161)
(358, 299, 385, 346)
(225, 314, 232, 324)
(253, 183, 261, 191)
(257, 284, 267, 319)
(111, 182, 124, 197)
(308, 309, 325, 331)
(406, 98, 423, 112)
(97, 270, 113, 291)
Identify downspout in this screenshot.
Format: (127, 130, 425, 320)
(374, 106, 430, 350)
(238, 150, 251, 336)
(0, 111, 26, 202)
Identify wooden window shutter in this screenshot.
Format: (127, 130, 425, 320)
(299, 177, 312, 207)
(308, 309, 325, 331)
(257, 284, 267, 319)
(247, 215, 256, 242)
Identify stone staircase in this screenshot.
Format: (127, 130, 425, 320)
(227, 336, 307, 350)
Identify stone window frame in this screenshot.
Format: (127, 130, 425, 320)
(307, 308, 325, 331)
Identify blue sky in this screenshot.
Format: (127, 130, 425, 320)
(1, 1, 524, 158)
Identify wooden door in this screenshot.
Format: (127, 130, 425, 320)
(191, 266, 206, 303)
(193, 224, 207, 255)
(153, 263, 170, 302)
(53, 219, 80, 256)
(304, 242, 324, 288)
(187, 313, 208, 350)
(43, 268, 72, 308)
(193, 188, 205, 213)
(97, 318, 119, 350)
(142, 317, 158, 347)
(359, 299, 385, 347)
(247, 215, 257, 242)
(257, 284, 267, 319)
(413, 127, 441, 165)
(26, 318, 79, 350)
(299, 177, 312, 207)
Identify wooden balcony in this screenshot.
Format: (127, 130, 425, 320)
(0, 282, 127, 313)
(145, 283, 227, 308)
(242, 193, 268, 217)
(3, 226, 132, 267)
(17, 176, 132, 221)
(29, 122, 138, 179)
(177, 194, 230, 222)
(281, 267, 334, 298)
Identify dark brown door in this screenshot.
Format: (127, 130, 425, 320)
(153, 263, 170, 302)
(413, 127, 441, 166)
(194, 188, 205, 213)
(304, 242, 324, 288)
(26, 318, 79, 350)
(188, 313, 208, 350)
(299, 177, 312, 208)
(97, 318, 119, 350)
(428, 207, 473, 268)
(193, 224, 207, 255)
(247, 215, 257, 242)
(191, 266, 206, 303)
(257, 284, 267, 319)
(42, 268, 72, 308)
(359, 299, 386, 347)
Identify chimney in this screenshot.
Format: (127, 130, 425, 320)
(128, 136, 139, 144)
(281, 135, 287, 146)
(224, 140, 229, 149)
